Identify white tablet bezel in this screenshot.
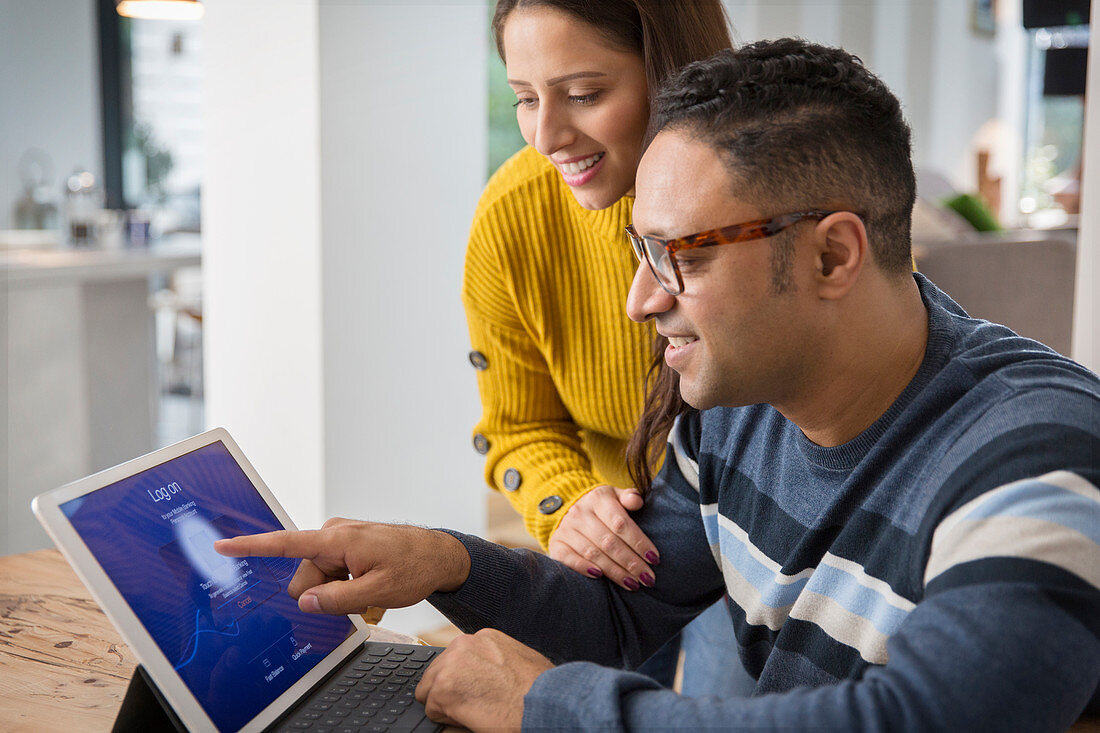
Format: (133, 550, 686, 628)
(32, 427, 371, 733)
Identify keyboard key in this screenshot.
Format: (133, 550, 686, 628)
(384, 707, 404, 716)
(367, 676, 387, 685)
(375, 693, 393, 700)
(356, 684, 378, 693)
(303, 711, 323, 719)
(319, 695, 340, 703)
(381, 684, 402, 692)
(393, 698, 413, 707)
(329, 686, 350, 695)
(328, 709, 350, 718)
(370, 646, 394, 656)
(321, 718, 342, 727)
(340, 700, 360, 709)
(379, 661, 400, 669)
(371, 668, 394, 677)
(393, 670, 415, 678)
(379, 715, 398, 724)
(344, 671, 367, 680)
(349, 692, 368, 701)
(409, 649, 436, 661)
(289, 722, 313, 730)
(310, 703, 333, 711)
(364, 700, 385, 709)
(403, 661, 424, 669)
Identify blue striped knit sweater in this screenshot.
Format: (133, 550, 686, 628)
(431, 275, 1100, 730)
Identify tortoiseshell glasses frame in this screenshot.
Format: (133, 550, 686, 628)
(625, 209, 841, 295)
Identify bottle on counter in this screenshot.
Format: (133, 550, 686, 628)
(65, 169, 103, 247)
(13, 148, 60, 231)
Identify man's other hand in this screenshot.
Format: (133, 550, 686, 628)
(416, 629, 552, 732)
(214, 518, 471, 614)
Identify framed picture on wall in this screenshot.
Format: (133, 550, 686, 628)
(973, 0, 997, 36)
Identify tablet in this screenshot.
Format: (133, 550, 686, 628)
(32, 428, 420, 732)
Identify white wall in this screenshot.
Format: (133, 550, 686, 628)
(1072, 4, 1099, 372)
(203, 0, 487, 636)
(202, 1, 326, 528)
(315, 3, 486, 531)
(0, 0, 102, 230)
(724, 0, 1001, 195)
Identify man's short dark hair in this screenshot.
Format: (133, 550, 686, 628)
(652, 39, 917, 276)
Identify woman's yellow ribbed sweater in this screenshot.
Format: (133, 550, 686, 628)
(463, 146, 652, 547)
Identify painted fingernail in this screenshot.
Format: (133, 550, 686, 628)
(587, 567, 603, 578)
(639, 572, 655, 588)
(645, 551, 660, 565)
(623, 577, 640, 591)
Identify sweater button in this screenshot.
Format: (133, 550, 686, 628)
(502, 468, 522, 491)
(472, 434, 490, 455)
(538, 495, 563, 514)
(468, 350, 489, 370)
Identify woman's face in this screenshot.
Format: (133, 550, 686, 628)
(502, 6, 649, 210)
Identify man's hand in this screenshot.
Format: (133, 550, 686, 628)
(214, 518, 470, 614)
(548, 485, 658, 590)
(416, 629, 552, 731)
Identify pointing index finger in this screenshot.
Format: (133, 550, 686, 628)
(214, 529, 323, 559)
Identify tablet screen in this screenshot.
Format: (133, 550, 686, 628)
(60, 440, 354, 732)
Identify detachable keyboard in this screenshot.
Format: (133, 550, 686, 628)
(275, 642, 444, 733)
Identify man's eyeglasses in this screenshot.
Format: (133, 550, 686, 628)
(625, 209, 840, 295)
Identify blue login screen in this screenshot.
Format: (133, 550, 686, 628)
(61, 441, 354, 732)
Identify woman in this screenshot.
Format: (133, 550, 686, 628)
(463, 0, 750, 695)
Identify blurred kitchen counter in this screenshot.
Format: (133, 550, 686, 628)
(1, 234, 201, 555)
(0, 232, 200, 283)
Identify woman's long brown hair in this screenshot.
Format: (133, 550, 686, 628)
(626, 336, 689, 493)
(491, 0, 732, 492)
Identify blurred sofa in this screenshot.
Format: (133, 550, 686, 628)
(911, 195, 1078, 356)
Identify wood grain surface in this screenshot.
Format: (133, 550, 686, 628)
(0, 549, 134, 732)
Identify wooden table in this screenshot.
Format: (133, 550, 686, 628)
(0, 549, 132, 731)
(0, 549, 418, 732)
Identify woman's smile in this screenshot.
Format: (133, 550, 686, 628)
(555, 152, 606, 186)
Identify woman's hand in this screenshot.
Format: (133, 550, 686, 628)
(547, 485, 659, 591)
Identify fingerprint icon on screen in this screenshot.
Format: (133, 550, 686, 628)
(189, 529, 227, 574)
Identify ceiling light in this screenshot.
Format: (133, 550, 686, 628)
(116, 0, 204, 21)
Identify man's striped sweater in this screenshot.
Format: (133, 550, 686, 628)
(431, 275, 1100, 730)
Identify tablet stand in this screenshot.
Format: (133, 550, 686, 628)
(112, 665, 186, 732)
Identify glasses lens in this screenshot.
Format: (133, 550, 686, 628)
(646, 240, 679, 292)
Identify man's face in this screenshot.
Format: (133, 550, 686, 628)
(626, 130, 815, 410)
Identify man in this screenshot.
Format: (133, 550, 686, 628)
(217, 40, 1100, 731)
